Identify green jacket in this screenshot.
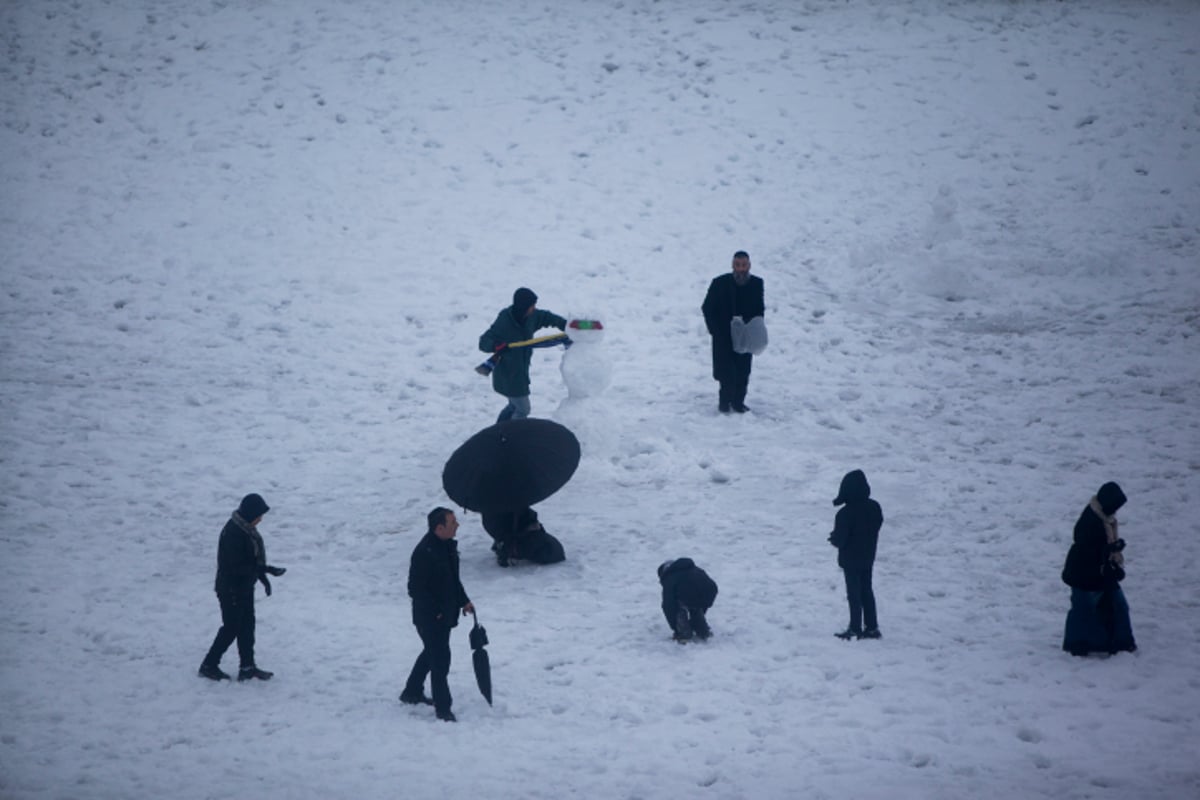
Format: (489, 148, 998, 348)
(478, 306, 567, 397)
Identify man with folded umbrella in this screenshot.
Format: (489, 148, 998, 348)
(401, 507, 474, 722)
(479, 287, 567, 423)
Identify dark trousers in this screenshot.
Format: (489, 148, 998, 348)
(673, 605, 712, 639)
(404, 622, 453, 713)
(843, 567, 877, 633)
(716, 352, 753, 406)
(203, 589, 256, 669)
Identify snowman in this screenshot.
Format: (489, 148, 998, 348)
(555, 316, 610, 451)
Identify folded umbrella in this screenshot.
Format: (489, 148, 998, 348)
(469, 611, 492, 706)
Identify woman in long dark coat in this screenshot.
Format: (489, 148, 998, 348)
(1061, 481, 1136, 656)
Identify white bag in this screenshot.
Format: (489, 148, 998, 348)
(730, 316, 768, 355)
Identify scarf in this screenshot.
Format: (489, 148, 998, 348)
(232, 511, 267, 569)
(1088, 496, 1123, 568)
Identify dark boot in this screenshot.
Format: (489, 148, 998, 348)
(399, 691, 434, 706)
(717, 384, 732, 414)
(238, 665, 273, 681)
(436, 708, 457, 722)
(198, 662, 231, 681)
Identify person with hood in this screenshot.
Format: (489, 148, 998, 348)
(1061, 481, 1136, 656)
(828, 470, 884, 640)
(657, 558, 718, 642)
(481, 506, 565, 567)
(401, 507, 474, 722)
(199, 493, 286, 681)
(479, 287, 568, 423)
(701, 250, 765, 413)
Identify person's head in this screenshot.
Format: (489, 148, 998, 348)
(833, 470, 871, 506)
(732, 251, 751, 285)
(237, 493, 270, 525)
(1097, 481, 1127, 516)
(512, 287, 538, 319)
(428, 507, 459, 540)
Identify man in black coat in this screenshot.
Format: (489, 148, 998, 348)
(401, 507, 474, 722)
(199, 493, 286, 681)
(701, 250, 765, 413)
(658, 558, 718, 642)
(828, 470, 884, 640)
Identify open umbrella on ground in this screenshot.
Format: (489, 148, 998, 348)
(468, 611, 492, 706)
(442, 418, 581, 514)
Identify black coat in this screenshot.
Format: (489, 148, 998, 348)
(829, 470, 883, 570)
(213, 515, 265, 595)
(658, 558, 718, 628)
(1062, 483, 1127, 591)
(408, 532, 470, 628)
(701, 273, 765, 381)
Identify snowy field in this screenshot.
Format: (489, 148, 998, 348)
(2, 1, 1199, 798)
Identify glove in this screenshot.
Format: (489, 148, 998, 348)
(264, 565, 287, 577)
(1108, 539, 1126, 553)
(259, 574, 272, 596)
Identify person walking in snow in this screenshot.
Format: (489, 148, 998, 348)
(701, 250, 765, 413)
(658, 558, 718, 642)
(479, 287, 567, 423)
(401, 507, 474, 722)
(828, 470, 884, 640)
(199, 493, 286, 681)
(1061, 481, 1136, 656)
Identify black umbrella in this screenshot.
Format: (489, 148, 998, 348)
(442, 418, 581, 514)
(468, 611, 492, 706)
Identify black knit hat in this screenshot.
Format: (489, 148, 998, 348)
(512, 287, 538, 316)
(237, 493, 270, 521)
(1097, 481, 1126, 515)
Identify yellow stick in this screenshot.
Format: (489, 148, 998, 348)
(504, 332, 569, 349)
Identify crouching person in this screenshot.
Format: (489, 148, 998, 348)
(658, 558, 718, 642)
(481, 507, 565, 567)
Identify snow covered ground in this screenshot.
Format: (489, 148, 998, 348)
(2, 1, 1199, 798)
